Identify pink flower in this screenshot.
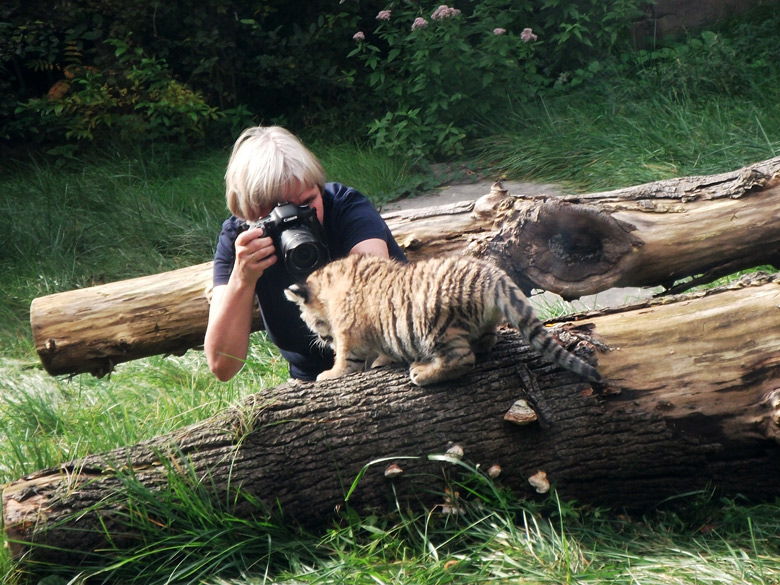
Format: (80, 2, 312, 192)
(493, 27, 507, 36)
(521, 27, 538, 42)
(411, 17, 428, 30)
(376, 10, 391, 21)
(353, 31, 366, 41)
(431, 5, 461, 20)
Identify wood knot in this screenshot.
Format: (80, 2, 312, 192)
(490, 181, 508, 196)
(400, 236, 423, 251)
(491, 199, 644, 299)
(474, 180, 513, 218)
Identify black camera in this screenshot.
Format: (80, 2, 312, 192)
(248, 202, 329, 280)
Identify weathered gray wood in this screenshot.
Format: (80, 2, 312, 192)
(7, 273, 780, 564)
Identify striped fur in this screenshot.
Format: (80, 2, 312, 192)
(285, 254, 601, 386)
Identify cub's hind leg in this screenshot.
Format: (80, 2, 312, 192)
(472, 327, 498, 354)
(408, 329, 475, 386)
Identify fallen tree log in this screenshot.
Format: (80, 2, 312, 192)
(30, 156, 780, 376)
(7, 272, 780, 564)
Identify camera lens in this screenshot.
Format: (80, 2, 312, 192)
(289, 242, 320, 269)
(279, 228, 327, 278)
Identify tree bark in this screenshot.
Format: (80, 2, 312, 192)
(30, 156, 780, 376)
(7, 273, 780, 564)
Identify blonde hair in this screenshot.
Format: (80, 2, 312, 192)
(224, 126, 326, 220)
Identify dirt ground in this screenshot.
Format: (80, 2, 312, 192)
(379, 179, 563, 212)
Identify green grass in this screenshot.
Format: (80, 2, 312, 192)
(0, 332, 285, 480)
(473, 8, 780, 192)
(474, 92, 780, 193)
(13, 462, 780, 584)
(2, 6, 780, 584)
(314, 141, 436, 206)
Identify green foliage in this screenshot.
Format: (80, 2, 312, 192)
(0, 0, 367, 152)
(537, 0, 647, 67)
(2, 0, 647, 155)
(474, 6, 780, 192)
(14, 37, 222, 148)
(347, 0, 647, 159)
(348, 1, 541, 159)
(624, 27, 780, 101)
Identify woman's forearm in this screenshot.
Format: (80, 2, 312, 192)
(204, 280, 257, 381)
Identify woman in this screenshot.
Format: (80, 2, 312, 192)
(205, 126, 405, 381)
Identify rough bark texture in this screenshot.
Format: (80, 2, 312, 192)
(29, 156, 780, 377)
(7, 273, 780, 564)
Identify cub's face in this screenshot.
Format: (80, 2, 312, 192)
(284, 283, 334, 346)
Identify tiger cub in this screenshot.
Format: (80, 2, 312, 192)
(284, 254, 601, 386)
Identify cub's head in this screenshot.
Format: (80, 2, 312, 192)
(284, 282, 334, 346)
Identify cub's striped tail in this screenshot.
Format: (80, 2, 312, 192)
(496, 274, 601, 382)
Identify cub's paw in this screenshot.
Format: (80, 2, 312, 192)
(409, 362, 446, 386)
(316, 368, 342, 382)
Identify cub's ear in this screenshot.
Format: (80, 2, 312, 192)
(284, 283, 309, 304)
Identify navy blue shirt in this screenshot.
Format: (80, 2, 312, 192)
(213, 182, 405, 380)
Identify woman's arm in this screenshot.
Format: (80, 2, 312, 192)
(204, 281, 257, 381)
(349, 237, 390, 258)
(205, 227, 277, 381)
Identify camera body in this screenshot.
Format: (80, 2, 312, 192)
(248, 202, 329, 280)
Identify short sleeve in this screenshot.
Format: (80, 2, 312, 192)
(213, 216, 244, 286)
(323, 183, 406, 261)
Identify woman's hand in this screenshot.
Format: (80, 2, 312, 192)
(234, 227, 277, 283)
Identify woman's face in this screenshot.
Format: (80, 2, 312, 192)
(257, 182, 324, 225)
(285, 183, 324, 225)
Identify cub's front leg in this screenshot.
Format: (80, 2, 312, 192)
(316, 335, 370, 381)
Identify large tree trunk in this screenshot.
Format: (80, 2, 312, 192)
(7, 273, 780, 564)
(29, 157, 780, 377)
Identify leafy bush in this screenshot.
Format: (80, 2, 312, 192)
(348, 2, 541, 159)
(623, 29, 779, 101)
(0, 0, 372, 152)
(14, 37, 222, 149)
(2, 0, 650, 155)
(347, 0, 647, 160)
